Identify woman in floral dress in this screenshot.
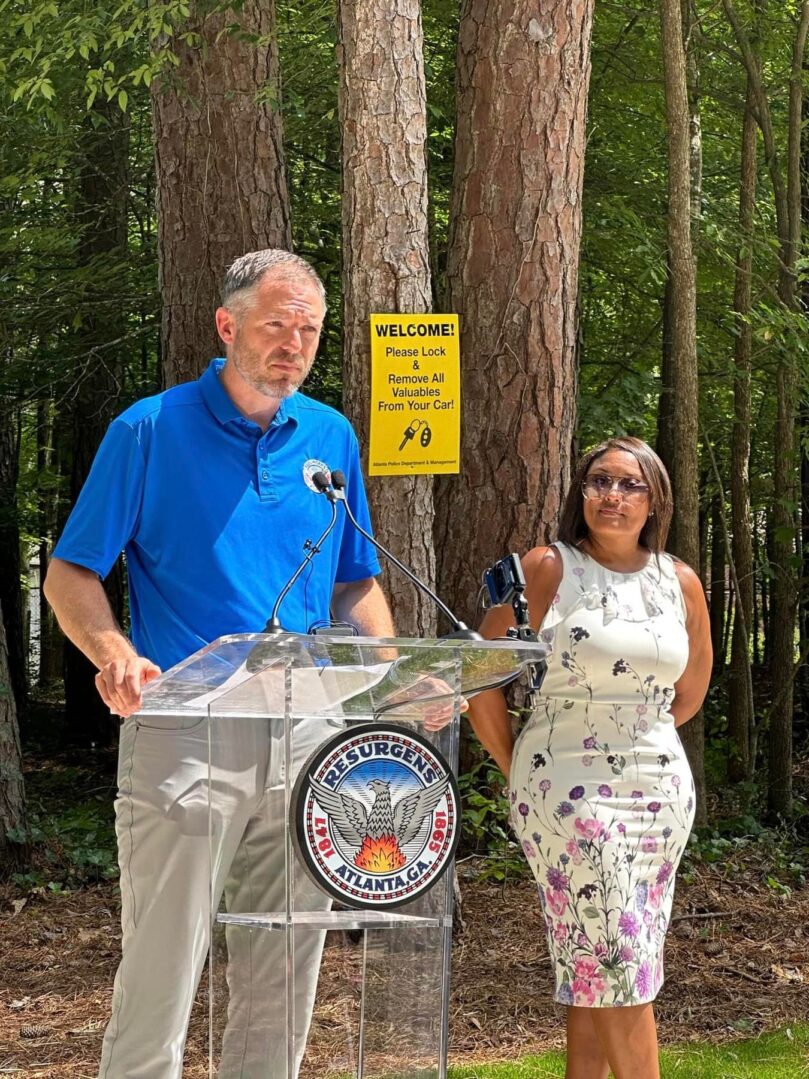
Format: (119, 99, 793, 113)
(467, 437, 711, 1079)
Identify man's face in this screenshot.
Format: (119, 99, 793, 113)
(215, 274, 325, 399)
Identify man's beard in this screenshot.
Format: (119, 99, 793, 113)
(231, 345, 311, 399)
(248, 375, 300, 399)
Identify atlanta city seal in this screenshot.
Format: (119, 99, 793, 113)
(292, 723, 460, 910)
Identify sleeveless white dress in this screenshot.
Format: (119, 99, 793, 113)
(509, 542, 695, 1008)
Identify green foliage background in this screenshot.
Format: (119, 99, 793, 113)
(0, 0, 807, 850)
(2, 0, 802, 479)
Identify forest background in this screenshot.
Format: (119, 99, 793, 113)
(0, 0, 808, 1071)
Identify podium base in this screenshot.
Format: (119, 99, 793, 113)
(217, 910, 450, 931)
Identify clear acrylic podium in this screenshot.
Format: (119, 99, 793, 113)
(138, 633, 545, 1079)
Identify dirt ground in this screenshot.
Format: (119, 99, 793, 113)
(2, 848, 808, 1077)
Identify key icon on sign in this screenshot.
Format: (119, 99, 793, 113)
(398, 419, 423, 451)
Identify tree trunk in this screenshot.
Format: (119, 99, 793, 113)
(36, 399, 62, 686)
(709, 493, 726, 666)
(337, 0, 436, 637)
(152, 0, 291, 388)
(799, 399, 809, 735)
(769, 393, 799, 815)
(752, 517, 761, 668)
(61, 101, 130, 747)
(435, 0, 593, 623)
(698, 472, 709, 586)
(659, 1, 701, 488)
(728, 83, 757, 781)
(763, 514, 773, 667)
(0, 405, 27, 719)
(722, 587, 734, 667)
(723, 0, 809, 819)
(683, 0, 702, 236)
(657, 272, 675, 474)
(0, 403, 26, 716)
(0, 598, 29, 876)
(659, 0, 706, 823)
(767, 7, 809, 818)
(797, 60, 809, 736)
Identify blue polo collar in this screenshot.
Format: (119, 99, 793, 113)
(200, 358, 299, 429)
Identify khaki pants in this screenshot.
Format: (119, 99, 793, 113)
(99, 714, 331, 1079)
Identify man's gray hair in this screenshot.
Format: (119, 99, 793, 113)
(221, 249, 326, 309)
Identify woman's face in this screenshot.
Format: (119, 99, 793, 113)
(581, 449, 652, 543)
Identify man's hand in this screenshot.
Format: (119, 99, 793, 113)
(95, 656, 162, 718)
(418, 695, 467, 732)
(386, 675, 468, 732)
(45, 559, 162, 718)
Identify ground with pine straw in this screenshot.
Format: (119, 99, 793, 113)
(2, 844, 808, 1077)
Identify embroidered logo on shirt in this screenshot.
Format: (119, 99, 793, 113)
(301, 458, 332, 492)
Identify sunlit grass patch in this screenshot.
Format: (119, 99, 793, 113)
(448, 1024, 809, 1078)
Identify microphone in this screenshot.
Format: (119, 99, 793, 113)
(329, 469, 481, 640)
(264, 471, 338, 634)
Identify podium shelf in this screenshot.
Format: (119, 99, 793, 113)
(217, 910, 451, 931)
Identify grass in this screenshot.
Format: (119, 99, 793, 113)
(448, 1024, 809, 1078)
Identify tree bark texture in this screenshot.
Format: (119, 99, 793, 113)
(61, 102, 130, 746)
(728, 85, 757, 781)
(659, 3, 700, 489)
(153, 0, 291, 388)
(0, 598, 28, 876)
(659, 0, 706, 822)
(337, 0, 437, 637)
(657, 272, 675, 476)
(435, 0, 592, 624)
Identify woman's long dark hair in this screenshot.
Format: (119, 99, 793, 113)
(557, 437, 673, 553)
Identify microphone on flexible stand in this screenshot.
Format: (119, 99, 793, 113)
(264, 471, 337, 634)
(327, 469, 482, 641)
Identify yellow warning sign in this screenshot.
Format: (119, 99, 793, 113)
(368, 314, 460, 476)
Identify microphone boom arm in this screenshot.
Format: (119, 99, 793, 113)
(264, 498, 338, 633)
(329, 470, 480, 640)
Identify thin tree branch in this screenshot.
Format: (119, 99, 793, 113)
(701, 423, 757, 778)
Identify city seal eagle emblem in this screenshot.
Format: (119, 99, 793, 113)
(292, 724, 460, 909)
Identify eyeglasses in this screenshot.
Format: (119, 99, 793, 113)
(582, 474, 650, 503)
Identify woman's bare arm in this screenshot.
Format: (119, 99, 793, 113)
(671, 561, 712, 727)
(464, 546, 562, 777)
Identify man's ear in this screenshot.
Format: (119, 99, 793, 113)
(215, 306, 236, 345)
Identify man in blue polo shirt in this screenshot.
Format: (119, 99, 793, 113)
(45, 250, 395, 1078)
